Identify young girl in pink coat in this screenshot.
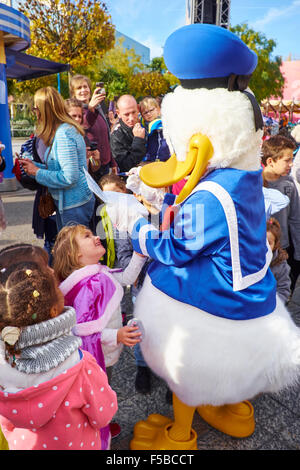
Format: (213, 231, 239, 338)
(0, 252, 117, 450)
(53, 224, 145, 374)
(53, 224, 146, 437)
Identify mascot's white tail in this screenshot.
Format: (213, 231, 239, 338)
(135, 275, 300, 407)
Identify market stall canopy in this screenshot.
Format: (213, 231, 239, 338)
(261, 99, 300, 121)
(5, 48, 70, 81)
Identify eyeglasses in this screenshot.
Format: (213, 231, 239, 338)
(143, 108, 156, 116)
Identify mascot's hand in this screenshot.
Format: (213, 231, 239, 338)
(106, 193, 148, 234)
(106, 203, 138, 233)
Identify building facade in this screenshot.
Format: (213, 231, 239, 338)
(115, 30, 150, 65)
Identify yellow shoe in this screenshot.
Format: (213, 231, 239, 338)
(197, 401, 255, 438)
(130, 414, 198, 450)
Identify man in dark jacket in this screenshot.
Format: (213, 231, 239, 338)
(110, 95, 147, 172)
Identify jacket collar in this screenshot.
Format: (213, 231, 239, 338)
(119, 118, 134, 136)
(59, 264, 108, 296)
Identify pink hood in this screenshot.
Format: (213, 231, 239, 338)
(0, 350, 117, 450)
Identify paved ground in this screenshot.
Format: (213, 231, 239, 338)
(1, 147, 300, 451)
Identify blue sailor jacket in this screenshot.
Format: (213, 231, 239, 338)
(132, 167, 277, 320)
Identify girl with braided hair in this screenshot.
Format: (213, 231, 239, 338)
(0, 247, 117, 450)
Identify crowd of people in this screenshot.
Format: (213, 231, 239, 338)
(0, 75, 300, 449)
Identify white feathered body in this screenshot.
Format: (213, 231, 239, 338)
(135, 276, 300, 407)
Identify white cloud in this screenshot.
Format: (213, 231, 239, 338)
(252, 0, 300, 29)
(107, 0, 144, 23)
(135, 35, 163, 59)
(107, 0, 186, 60)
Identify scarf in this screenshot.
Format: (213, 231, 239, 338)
(13, 307, 82, 374)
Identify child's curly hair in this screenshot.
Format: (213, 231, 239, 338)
(267, 218, 288, 267)
(52, 225, 88, 282)
(0, 262, 60, 330)
(0, 262, 62, 365)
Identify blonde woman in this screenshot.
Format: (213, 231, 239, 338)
(21, 87, 95, 231)
(70, 74, 117, 179)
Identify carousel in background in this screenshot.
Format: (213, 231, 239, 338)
(261, 99, 300, 125)
(261, 98, 300, 142)
(261, 58, 300, 135)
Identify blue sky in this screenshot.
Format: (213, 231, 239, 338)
(106, 0, 300, 61)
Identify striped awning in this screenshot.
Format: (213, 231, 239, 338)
(0, 3, 30, 51)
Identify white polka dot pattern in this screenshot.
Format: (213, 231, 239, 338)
(0, 351, 117, 450)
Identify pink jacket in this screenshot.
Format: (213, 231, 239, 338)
(0, 350, 117, 450)
(60, 264, 124, 370)
(60, 255, 146, 368)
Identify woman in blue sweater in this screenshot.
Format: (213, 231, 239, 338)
(21, 87, 95, 231)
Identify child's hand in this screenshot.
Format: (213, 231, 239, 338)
(117, 325, 141, 347)
(87, 149, 101, 168)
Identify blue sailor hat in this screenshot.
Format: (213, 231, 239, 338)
(163, 23, 257, 81)
(163, 24, 263, 132)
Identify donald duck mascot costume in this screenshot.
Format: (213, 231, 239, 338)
(107, 24, 300, 450)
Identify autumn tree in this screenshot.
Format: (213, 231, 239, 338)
(230, 23, 284, 103)
(93, 68, 129, 100)
(9, 74, 60, 102)
(148, 56, 180, 91)
(163, 71, 180, 90)
(10, 0, 115, 98)
(84, 36, 145, 99)
(148, 57, 167, 74)
(91, 37, 144, 82)
(129, 71, 170, 99)
(18, 0, 115, 70)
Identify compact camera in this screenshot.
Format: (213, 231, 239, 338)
(89, 141, 98, 152)
(95, 82, 105, 95)
(127, 318, 145, 341)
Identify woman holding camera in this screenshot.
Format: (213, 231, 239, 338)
(69, 74, 117, 181)
(21, 86, 95, 232)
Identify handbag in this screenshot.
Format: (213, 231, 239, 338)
(38, 139, 56, 219)
(13, 136, 40, 191)
(38, 187, 56, 219)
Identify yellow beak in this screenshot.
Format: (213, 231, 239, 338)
(140, 133, 214, 204)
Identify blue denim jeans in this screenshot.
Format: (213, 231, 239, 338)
(134, 342, 148, 368)
(55, 195, 95, 232)
(43, 214, 58, 266)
